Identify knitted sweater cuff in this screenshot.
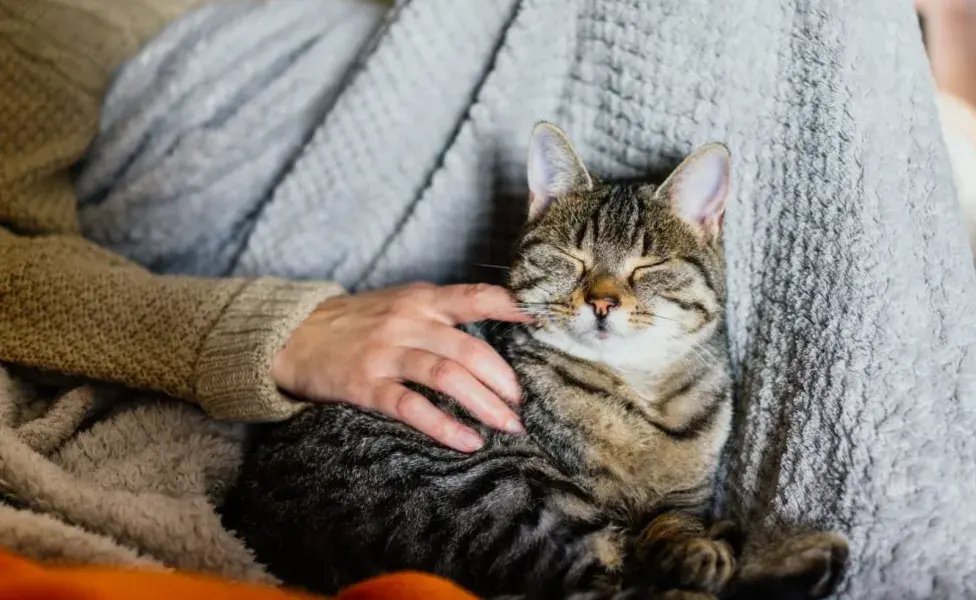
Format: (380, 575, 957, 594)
(194, 278, 345, 421)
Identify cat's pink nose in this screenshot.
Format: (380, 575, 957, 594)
(587, 297, 619, 318)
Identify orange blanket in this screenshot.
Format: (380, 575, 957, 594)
(0, 550, 479, 600)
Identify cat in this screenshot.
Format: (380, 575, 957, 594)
(219, 123, 847, 600)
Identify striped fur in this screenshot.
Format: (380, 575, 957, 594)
(220, 126, 844, 600)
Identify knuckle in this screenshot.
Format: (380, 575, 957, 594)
(374, 316, 405, 338)
(356, 340, 384, 361)
(398, 282, 435, 303)
(359, 358, 386, 380)
(392, 389, 421, 419)
(388, 286, 432, 315)
(429, 358, 460, 387)
(461, 282, 494, 300)
(457, 339, 489, 366)
(438, 420, 461, 443)
(344, 370, 373, 397)
(460, 283, 499, 316)
(388, 294, 415, 315)
(465, 282, 495, 296)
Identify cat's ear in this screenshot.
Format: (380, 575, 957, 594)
(660, 143, 731, 238)
(526, 122, 592, 220)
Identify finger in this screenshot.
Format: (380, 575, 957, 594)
(405, 325, 521, 404)
(430, 284, 533, 324)
(397, 349, 524, 434)
(371, 382, 484, 452)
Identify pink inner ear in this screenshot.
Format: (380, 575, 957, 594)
(672, 148, 730, 233)
(528, 191, 552, 220)
(698, 171, 729, 228)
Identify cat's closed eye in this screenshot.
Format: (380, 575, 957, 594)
(631, 259, 710, 308)
(521, 245, 585, 278)
(551, 247, 588, 272)
(628, 258, 670, 283)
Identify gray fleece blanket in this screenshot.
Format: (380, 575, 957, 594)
(74, 0, 976, 597)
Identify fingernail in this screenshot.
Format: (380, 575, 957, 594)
(503, 416, 525, 434)
(456, 427, 484, 452)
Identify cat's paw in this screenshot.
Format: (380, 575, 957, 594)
(707, 520, 745, 558)
(774, 532, 849, 598)
(648, 536, 736, 594)
(735, 531, 849, 599)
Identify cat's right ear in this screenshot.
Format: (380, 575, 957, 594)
(659, 142, 731, 240)
(526, 122, 592, 220)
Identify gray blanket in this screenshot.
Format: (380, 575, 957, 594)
(75, 0, 976, 597)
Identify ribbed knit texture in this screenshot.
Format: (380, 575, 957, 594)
(73, 0, 976, 597)
(196, 279, 344, 421)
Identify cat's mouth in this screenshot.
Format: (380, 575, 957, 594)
(594, 318, 614, 340)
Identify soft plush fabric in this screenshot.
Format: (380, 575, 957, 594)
(0, 368, 273, 581)
(0, 550, 477, 600)
(0, 367, 477, 592)
(72, 0, 976, 598)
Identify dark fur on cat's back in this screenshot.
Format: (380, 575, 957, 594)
(220, 124, 847, 600)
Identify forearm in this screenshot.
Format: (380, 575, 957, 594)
(0, 229, 344, 420)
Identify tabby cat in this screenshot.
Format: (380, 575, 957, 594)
(220, 123, 847, 599)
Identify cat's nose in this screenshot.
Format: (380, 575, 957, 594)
(587, 296, 620, 318)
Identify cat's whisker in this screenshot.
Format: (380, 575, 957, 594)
(542, 305, 574, 312)
(484, 321, 506, 334)
(685, 341, 714, 367)
(632, 311, 677, 323)
(515, 307, 560, 320)
(514, 302, 575, 317)
(512, 279, 562, 296)
(475, 263, 510, 271)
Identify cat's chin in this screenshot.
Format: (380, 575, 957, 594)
(567, 325, 626, 345)
(532, 324, 704, 377)
(532, 326, 651, 367)
(584, 327, 621, 343)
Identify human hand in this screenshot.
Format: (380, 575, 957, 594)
(271, 283, 531, 452)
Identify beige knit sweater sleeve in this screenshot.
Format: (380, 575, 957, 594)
(0, 0, 344, 421)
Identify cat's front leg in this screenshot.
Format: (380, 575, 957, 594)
(634, 511, 737, 595)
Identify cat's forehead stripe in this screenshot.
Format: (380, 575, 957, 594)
(581, 185, 648, 262)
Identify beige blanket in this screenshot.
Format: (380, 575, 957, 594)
(0, 368, 272, 582)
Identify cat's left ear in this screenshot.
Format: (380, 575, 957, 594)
(659, 143, 731, 238)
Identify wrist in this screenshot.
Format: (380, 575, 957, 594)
(195, 278, 345, 421)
